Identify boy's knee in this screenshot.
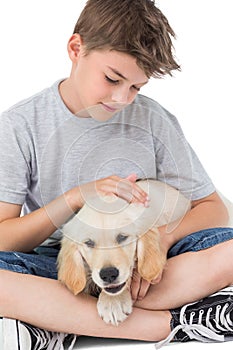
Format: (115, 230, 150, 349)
(0, 269, 13, 309)
(206, 240, 233, 287)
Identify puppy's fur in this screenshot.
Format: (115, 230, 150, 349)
(58, 180, 191, 325)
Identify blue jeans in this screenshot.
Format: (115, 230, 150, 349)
(1, 228, 233, 279)
(0, 245, 59, 279)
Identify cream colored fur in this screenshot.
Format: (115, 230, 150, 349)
(58, 180, 191, 325)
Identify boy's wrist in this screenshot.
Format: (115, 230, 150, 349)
(64, 186, 84, 212)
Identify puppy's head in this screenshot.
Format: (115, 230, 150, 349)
(58, 194, 166, 296)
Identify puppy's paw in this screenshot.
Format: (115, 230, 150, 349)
(97, 290, 132, 326)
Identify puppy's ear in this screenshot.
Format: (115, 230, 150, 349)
(57, 238, 86, 295)
(137, 229, 166, 282)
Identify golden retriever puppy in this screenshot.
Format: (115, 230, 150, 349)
(57, 180, 191, 325)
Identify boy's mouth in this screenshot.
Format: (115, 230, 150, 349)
(101, 103, 118, 113)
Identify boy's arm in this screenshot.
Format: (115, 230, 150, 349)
(159, 191, 229, 251)
(130, 191, 229, 301)
(0, 186, 81, 252)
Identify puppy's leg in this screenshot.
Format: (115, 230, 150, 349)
(97, 288, 132, 326)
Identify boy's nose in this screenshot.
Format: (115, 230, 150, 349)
(112, 88, 129, 104)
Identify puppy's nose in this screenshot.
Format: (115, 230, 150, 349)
(99, 267, 119, 283)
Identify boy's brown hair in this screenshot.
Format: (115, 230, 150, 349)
(73, 0, 180, 78)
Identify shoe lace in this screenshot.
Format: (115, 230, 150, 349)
(47, 332, 77, 350)
(155, 301, 233, 349)
(25, 324, 77, 350)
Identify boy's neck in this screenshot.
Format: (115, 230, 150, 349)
(59, 78, 88, 117)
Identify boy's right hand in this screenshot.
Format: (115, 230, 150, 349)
(77, 174, 149, 208)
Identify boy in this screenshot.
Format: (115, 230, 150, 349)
(1, 0, 233, 349)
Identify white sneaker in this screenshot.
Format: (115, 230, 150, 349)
(1, 317, 77, 350)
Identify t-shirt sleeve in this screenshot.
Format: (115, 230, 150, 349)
(152, 107, 215, 201)
(0, 112, 31, 204)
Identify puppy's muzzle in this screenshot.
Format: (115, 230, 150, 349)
(99, 267, 126, 294)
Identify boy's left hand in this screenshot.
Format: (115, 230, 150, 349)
(130, 268, 163, 302)
(130, 230, 171, 301)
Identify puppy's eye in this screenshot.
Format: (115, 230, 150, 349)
(84, 239, 95, 248)
(116, 234, 128, 244)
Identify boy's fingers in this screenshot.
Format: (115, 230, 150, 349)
(116, 178, 149, 204)
(131, 270, 141, 301)
(137, 279, 151, 300)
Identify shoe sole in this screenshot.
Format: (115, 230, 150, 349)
(3, 318, 31, 350)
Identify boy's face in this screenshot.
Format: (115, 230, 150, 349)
(62, 35, 148, 121)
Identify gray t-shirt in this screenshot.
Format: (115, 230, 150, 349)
(0, 79, 215, 246)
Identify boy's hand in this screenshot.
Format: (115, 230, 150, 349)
(78, 174, 149, 207)
(130, 268, 162, 302)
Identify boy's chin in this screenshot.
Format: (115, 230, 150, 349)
(75, 103, 125, 122)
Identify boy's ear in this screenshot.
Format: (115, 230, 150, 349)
(137, 229, 166, 282)
(57, 238, 86, 295)
(67, 33, 84, 62)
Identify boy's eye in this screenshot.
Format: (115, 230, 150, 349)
(105, 75, 140, 92)
(105, 75, 119, 84)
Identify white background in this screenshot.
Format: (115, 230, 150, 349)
(0, 2, 232, 348)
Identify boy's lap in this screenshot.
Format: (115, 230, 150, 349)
(1, 227, 233, 279)
(168, 227, 233, 258)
